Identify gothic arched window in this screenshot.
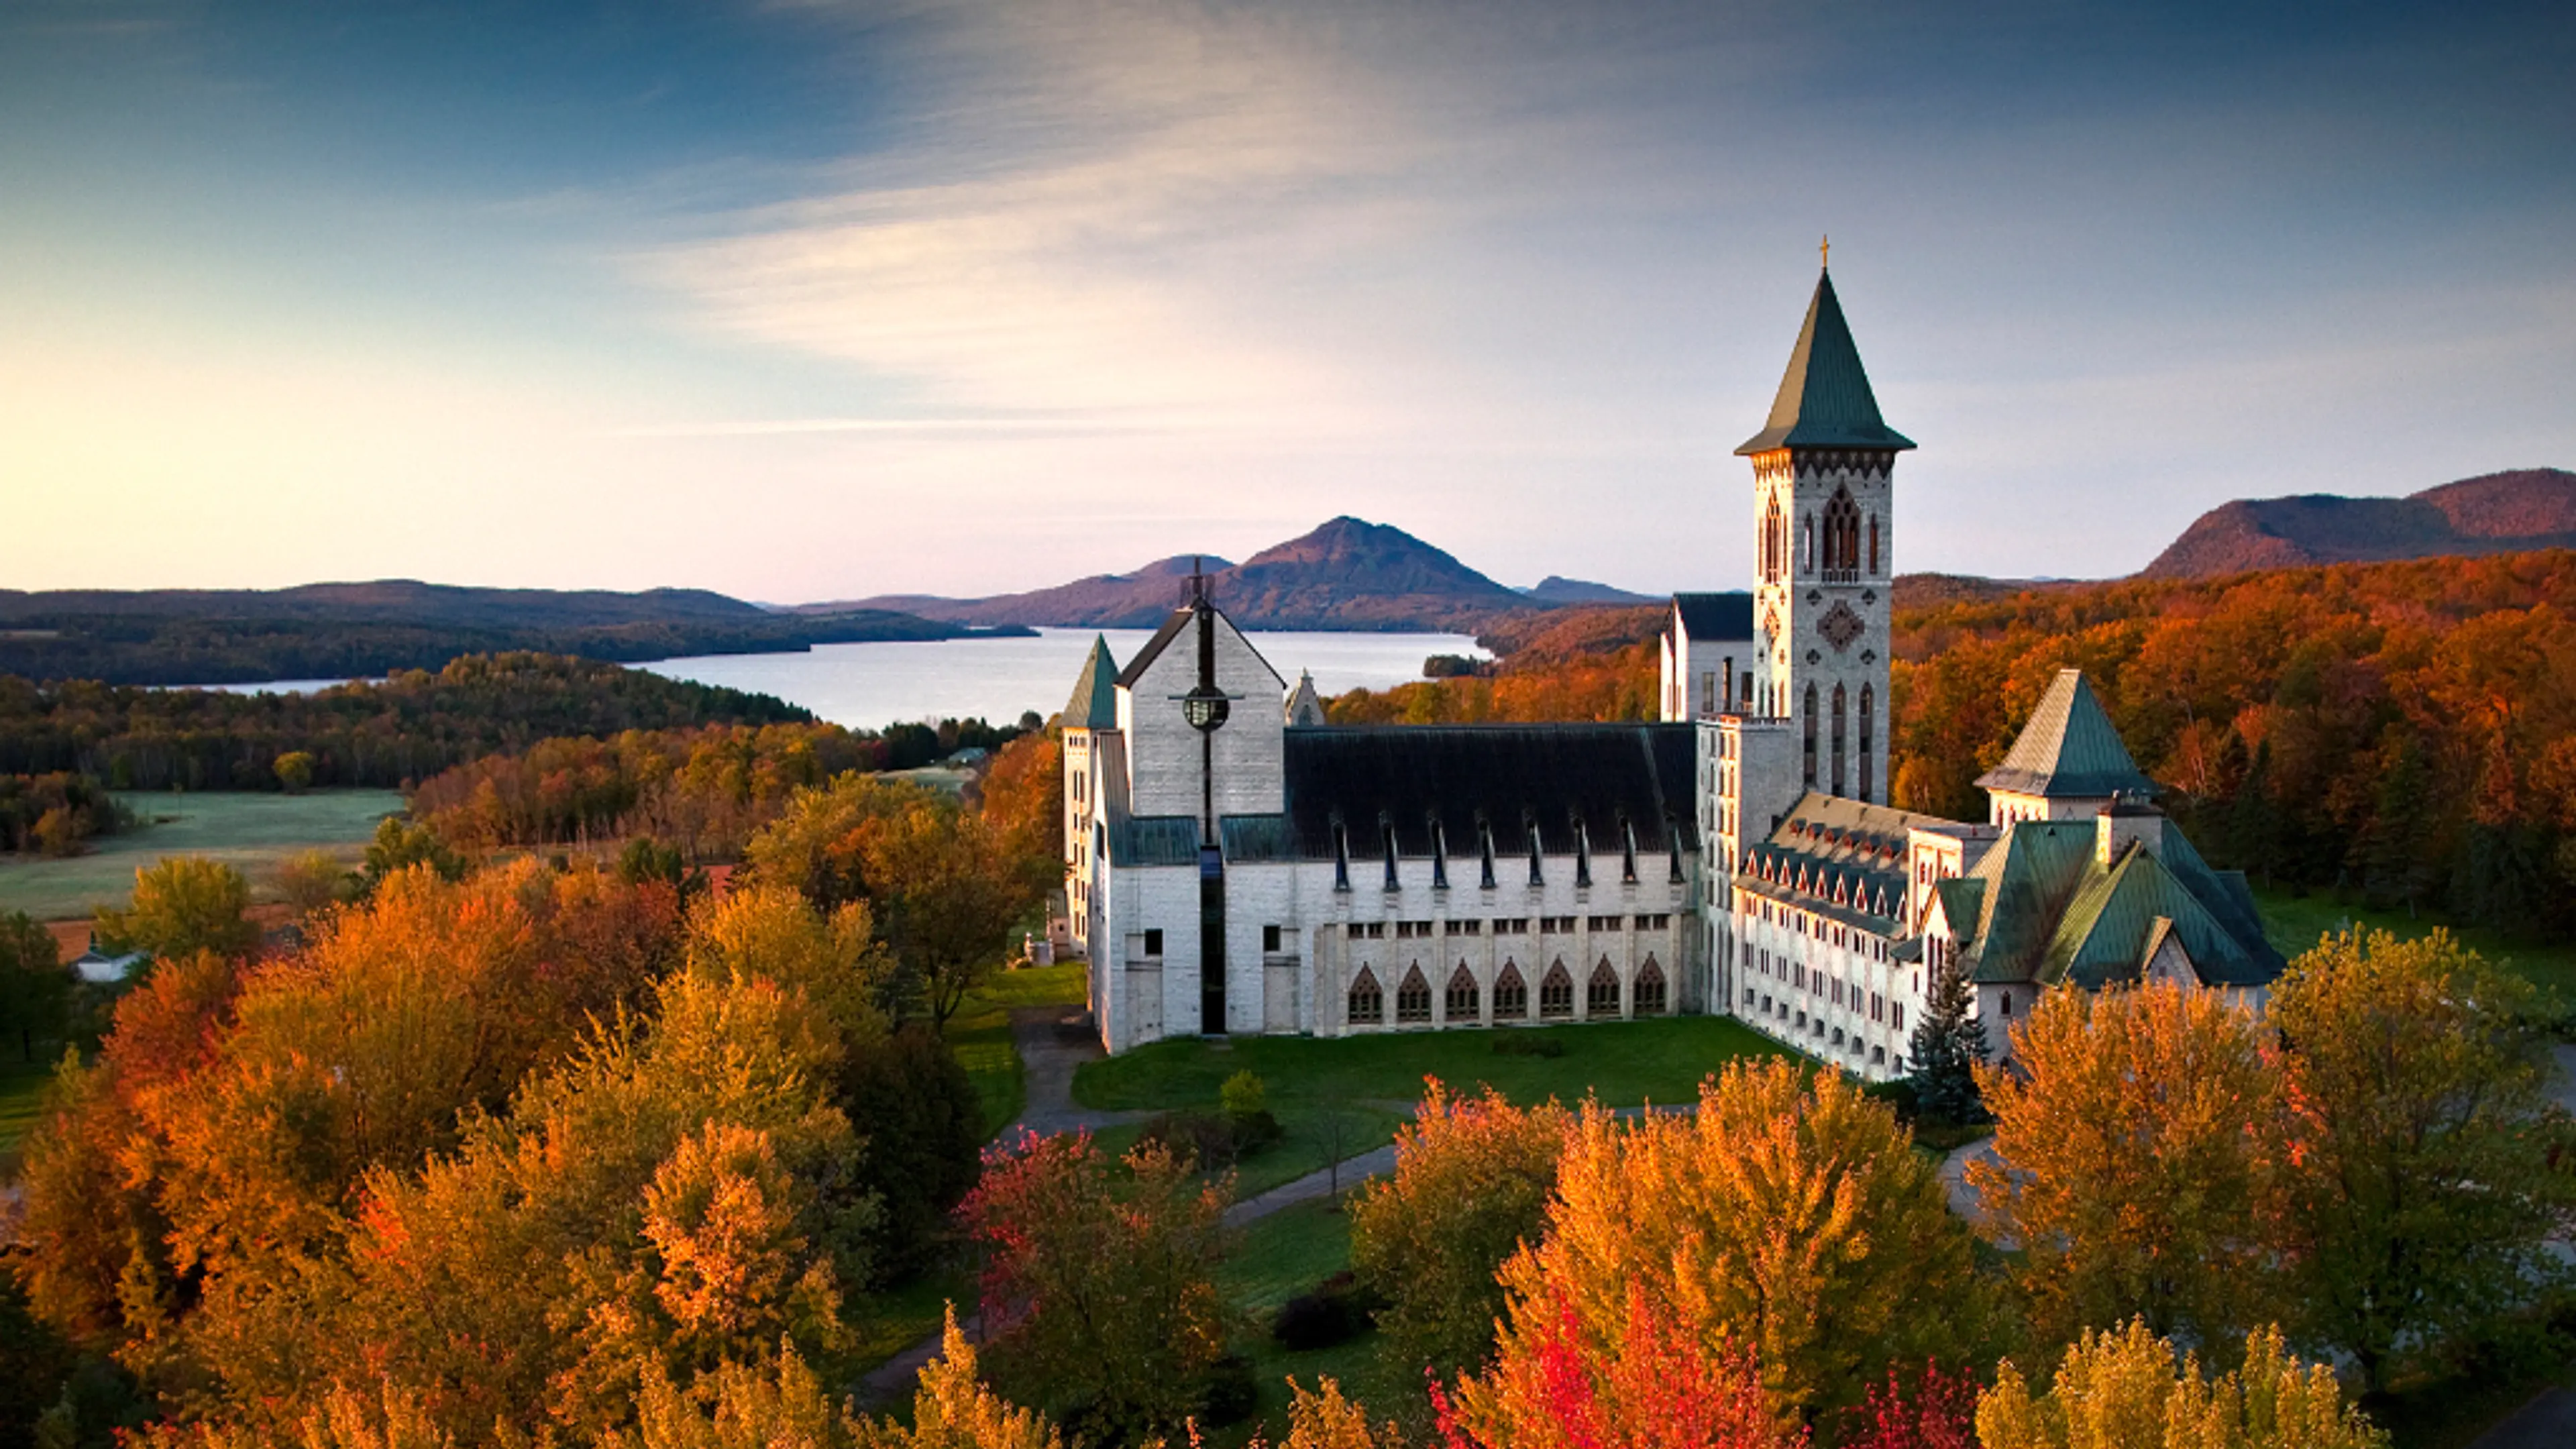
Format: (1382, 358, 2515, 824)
(1396, 966, 1432, 1023)
(1868, 513, 1880, 576)
(1495, 961, 1528, 1018)
(1587, 958, 1621, 1016)
(1540, 961, 1575, 1019)
(1823, 489, 1861, 579)
(1860, 684, 1876, 802)
(1801, 514, 1815, 574)
(1348, 967, 1383, 1027)
(1802, 684, 1819, 788)
(1831, 683, 1848, 796)
(1762, 494, 1786, 583)
(1635, 957, 1668, 1014)
(1446, 963, 1479, 1021)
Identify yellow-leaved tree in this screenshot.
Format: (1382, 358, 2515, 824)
(1976, 1320, 2385, 1449)
(1968, 980, 2284, 1356)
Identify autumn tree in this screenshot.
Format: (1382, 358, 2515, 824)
(0, 909, 67, 1061)
(1349, 1081, 1571, 1379)
(93, 855, 260, 961)
(1835, 1362, 1978, 1449)
(1975, 1320, 2385, 1449)
(1905, 959, 1988, 1124)
(275, 848, 348, 922)
(1491, 1061, 1993, 1428)
(359, 816, 465, 891)
(1438, 1283, 1805, 1449)
(271, 751, 316, 794)
(959, 1131, 1231, 1443)
(977, 730, 1066, 902)
(1969, 981, 2284, 1356)
(841, 1022, 987, 1279)
(2267, 929, 2576, 1391)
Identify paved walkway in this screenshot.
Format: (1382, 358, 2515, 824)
(1005, 1006, 1150, 1139)
(2471, 1388, 2576, 1449)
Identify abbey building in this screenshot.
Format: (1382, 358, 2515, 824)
(1061, 266, 2282, 1070)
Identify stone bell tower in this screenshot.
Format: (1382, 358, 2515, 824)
(1737, 247, 1913, 805)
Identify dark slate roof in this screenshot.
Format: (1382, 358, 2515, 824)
(1063, 635, 1120, 730)
(1732, 790, 1952, 932)
(1975, 669, 2157, 800)
(1281, 724, 1698, 862)
(1735, 270, 1916, 455)
(1672, 592, 1756, 642)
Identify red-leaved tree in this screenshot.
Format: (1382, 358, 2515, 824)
(1833, 1362, 1980, 1449)
(1435, 1283, 1807, 1449)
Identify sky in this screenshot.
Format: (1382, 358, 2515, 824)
(3, 0, 2571, 602)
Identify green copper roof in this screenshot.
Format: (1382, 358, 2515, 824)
(1958, 822, 2098, 983)
(2037, 843, 2267, 989)
(1064, 635, 1120, 731)
(1976, 669, 2157, 800)
(1735, 269, 1916, 455)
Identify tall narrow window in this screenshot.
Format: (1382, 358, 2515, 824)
(1396, 967, 1432, 1024)
(1823, 488, 1861, 580)
(1860, 684, 1876, 802)
(1831, 684, 1847, 796)
(1762, 494, 1786, 583)
(1868, 514, 1880, 575)
(1587, 959, 1621, 1016)
(1445, 964, 1479, 1020)
(1539, 961, 1575, 1019)
(1802, 684, 1819, 788)
(1801, 514, 1815, 574)
(1348, 968, 1383, 1026)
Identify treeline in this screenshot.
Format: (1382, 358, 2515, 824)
(409, 714, 1036, 857)
(1332, 604, 1665, 725)
(0, 653, 814, 792)
(0, 606, 1002, 687)
(1888, 549, 2576, 934)
(0, 772, 131, 857)
(1334, 551, 2576, 938)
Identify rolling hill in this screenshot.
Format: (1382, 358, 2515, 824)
(2141, 468, 2576, 579)
(826, 517, 1547, 631)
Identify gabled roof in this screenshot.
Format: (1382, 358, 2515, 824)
(1976, 669, 2157, 800)
(1281, 724, 1698, 862)
(1735, 269, 1916, 455)
(1063, 635, 1120, 730)
(1286, 670, 1326, 727)
(1112, 602, 1286, 692)
(1672, 592, 1756, 643)
(2037, 841, 2274, 989)
(1951, 821, 2099, 983)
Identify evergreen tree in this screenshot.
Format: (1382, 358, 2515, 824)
(2361, 731, 2434, 916)
(1907, 957, 1989, 1124)
(2227, 741, 2284, 886)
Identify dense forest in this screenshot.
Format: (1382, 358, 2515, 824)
(0, 582, 1012, 686)
(1336, 551, 2576, 937)
(0, 653, 816, 792)
(409, 714, 1032, 859)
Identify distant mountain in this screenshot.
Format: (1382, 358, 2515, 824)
(2141, 469, 2576, 580)
(1521, 576, 1658, 605)
(0, 581, 1000, 686)
(828, 517, 1542, 631)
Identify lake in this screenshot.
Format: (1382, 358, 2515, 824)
(637, 627, 1487, 729)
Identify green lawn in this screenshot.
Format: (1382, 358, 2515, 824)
(0, 1055, 55, 1163)
(1093, 1102, 1409, 1201)
(1213, 1198, 1398, 1449)
(942, 963, 1089, 1138)
(2252, 884, 2576, 1008)
(0, 788, 404, 921)
(1075, 1014, 1789, 1116)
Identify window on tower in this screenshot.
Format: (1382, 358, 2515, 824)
(1823, 488, 1862, 582)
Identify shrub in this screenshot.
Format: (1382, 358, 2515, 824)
(1491, 1032, 1564, 1058)
(1272, 1270, 1385, 1352)
(1220, 1068, 1268, 1118)
(1198, 1354, 1260, 1427)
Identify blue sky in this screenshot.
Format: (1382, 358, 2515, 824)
(3, 0, 2570, 600)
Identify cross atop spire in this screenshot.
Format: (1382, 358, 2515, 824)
(1821, 234, 1829, 270)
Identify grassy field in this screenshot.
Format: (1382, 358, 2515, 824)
(1075, 1014, 1790, 1116)
(0, 1055, 55, 1165)
(1212, 1198, 1399, 1448)
(0, 789, 404, 921)
(2252, 884, 2576, 1008)
(942, 963, 1087, 1137)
